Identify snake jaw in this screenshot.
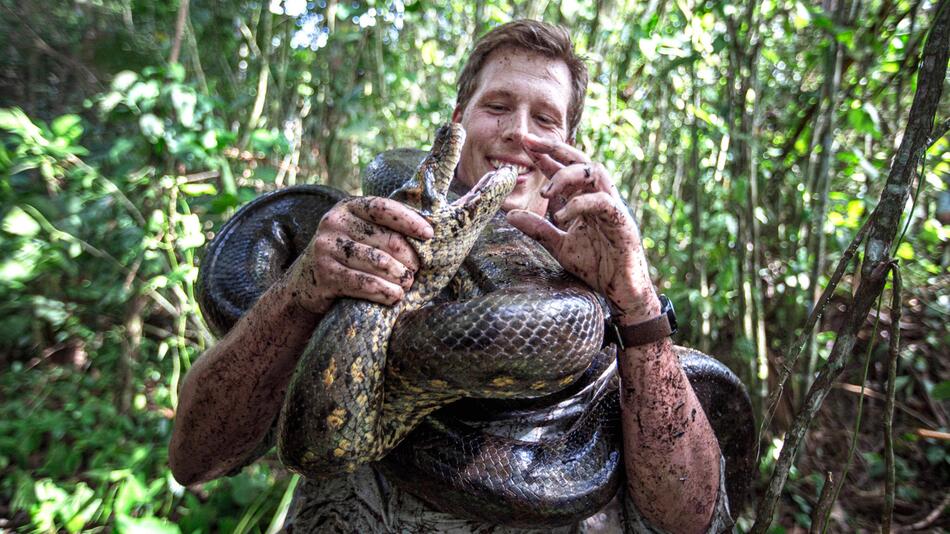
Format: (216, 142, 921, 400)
(391, 123, 464, 213)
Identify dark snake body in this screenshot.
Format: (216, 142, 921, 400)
(196, 129, 755, 527)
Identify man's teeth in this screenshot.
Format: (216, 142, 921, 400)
(490, 159, 530, 175)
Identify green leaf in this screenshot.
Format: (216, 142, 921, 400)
(2, 206, 41, 237)
(170, 86, 197, 128)
(111, 71, 139, 92)
(50, 115, 83, 140)
(167, 63, 186, 83)
(895, 241, 914, 260)
(138, 114, 165, 141)
(932, 380, 950, 401)
(116, 515, 182, 534)
(179, 183, 218, 196)
(249, 129, 279, 152)
(177, 214, 205, 250)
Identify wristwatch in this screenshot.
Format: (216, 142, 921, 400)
(603, 294, 678, 350)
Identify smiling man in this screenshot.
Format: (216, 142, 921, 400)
(170, 20, 733, 533)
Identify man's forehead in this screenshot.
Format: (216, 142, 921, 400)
(480, 46, 570, 84)
(471, 47, 571, 109)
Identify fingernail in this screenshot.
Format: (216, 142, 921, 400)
(541, 183, 551, 196)
(421, 224, 434, 240)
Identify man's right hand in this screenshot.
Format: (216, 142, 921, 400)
(287, 196, 434, 315)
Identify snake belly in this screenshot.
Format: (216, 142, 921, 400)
(196, 131, 756, 527)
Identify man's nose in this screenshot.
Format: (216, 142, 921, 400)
(501, 110, 530, 144)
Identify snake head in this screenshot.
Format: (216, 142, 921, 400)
(390, 123, 516, 302)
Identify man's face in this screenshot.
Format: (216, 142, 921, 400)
(453, 47, 573, 214)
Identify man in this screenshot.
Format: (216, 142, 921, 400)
(170, 20, 732, 533)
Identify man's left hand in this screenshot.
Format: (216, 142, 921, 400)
(506, 134, 660, 323)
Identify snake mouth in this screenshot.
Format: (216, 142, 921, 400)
(453, 165, 517, 215)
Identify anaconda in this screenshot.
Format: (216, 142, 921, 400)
(195, 124, 755, 527)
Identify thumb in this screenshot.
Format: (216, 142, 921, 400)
(506, 209, 564, 256)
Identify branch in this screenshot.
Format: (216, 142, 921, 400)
(896, 491, 950, 532)
(882, 263, 902, 533)
(750, 2, 950, 530)
(928, 116, 950, 148)
(169, 0, 190, 64)
(809, 472, 836, 534)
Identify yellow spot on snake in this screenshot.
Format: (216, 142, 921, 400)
(356, 393, 368, 406)
(530, 381, 547, 390)
(326, 407, 346, 429)
(350, 360, 364, 383)
(559, 375, 575, 386)
(491, 376, 515, 388)
(346, 325, 358, 339)
(429, 379, 448, 389)
(333, 447, 346, 457)
(322, 359, 337, 386)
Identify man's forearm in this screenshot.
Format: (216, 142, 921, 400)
(169, 275, 321, 485)
(618, 331, 722, 534)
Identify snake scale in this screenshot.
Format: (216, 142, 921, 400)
(196, 124, 755, 527)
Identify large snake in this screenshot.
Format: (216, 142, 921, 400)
(196, 124, 755, 527)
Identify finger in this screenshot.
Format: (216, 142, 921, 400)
(346, 197, 434, 240)
(329, 237, 414, 290)
(554, 192, 624, 227)
(542, 163, 611, 200)
(523, 134, 591, 167)
(506, 209, 566, 257)
(360, 229, 421, 273)
(323, 258, 405, 306)
(526, 150, 564, 179)
(337, 212, 421, 272)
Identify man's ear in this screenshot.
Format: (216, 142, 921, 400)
(451, 105, 463, 123)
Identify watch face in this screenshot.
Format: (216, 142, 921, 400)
(660, 295, 678, 335)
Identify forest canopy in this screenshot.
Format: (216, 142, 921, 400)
(1, 0, 948, 532)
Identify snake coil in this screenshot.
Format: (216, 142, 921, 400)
(196, 126, 755, 527)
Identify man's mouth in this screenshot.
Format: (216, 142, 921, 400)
(489, 158, 532, 176)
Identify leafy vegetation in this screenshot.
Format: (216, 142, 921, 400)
(1, 0, 947, 531)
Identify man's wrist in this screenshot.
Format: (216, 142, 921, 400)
(611, 276, 662, 326)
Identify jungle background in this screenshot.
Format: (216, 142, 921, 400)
(1, 0, 948, 531)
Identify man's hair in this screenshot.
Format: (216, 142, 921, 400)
(455, 20, 589, 140)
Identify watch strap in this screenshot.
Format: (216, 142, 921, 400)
(603, 294, 677, 349)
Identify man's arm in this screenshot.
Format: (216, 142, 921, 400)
(169, 273, 322, 485)
(613, 260, 722, 534)
(169, 197, 432, 485)
(507, 135, 722, 533)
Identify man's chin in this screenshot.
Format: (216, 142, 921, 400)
(501, 194, 529, 213)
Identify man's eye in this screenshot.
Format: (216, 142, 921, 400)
(486, 104, 506, 112)
(536, 115, 556, 125)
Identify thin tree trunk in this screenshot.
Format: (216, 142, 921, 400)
(805, 0, 848, 393)
(242, 9, 273, 143)
(169, 0, 190, 64)
(686, 63, 710, 352)
(117, 293, 148, 415)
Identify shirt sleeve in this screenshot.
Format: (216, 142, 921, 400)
(620, 454, 734, 534)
